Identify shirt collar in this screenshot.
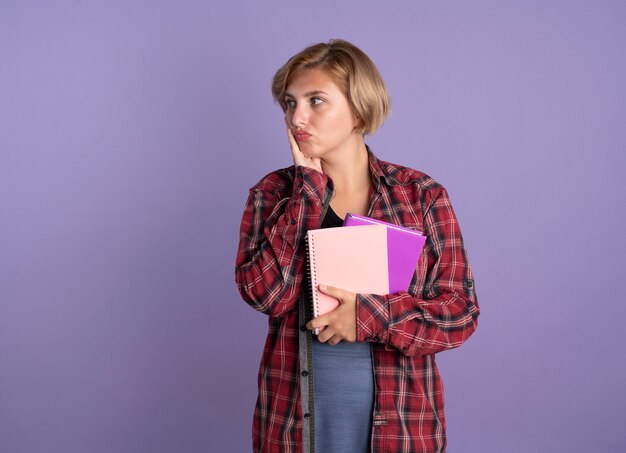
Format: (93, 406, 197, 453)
(366, 145, 391, 192)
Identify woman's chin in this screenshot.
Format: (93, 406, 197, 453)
(300, 146, 320, 159)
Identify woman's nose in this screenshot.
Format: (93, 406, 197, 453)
(290, 104, 308, 128)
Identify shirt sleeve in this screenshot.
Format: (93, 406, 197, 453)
(235, 166, 328, 317)
(355, 185, 480, 357)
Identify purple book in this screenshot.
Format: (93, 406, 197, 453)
(343, 213, 427, 294)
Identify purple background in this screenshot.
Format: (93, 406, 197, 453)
(1, 1, 625, 452)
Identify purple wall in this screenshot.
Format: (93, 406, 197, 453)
(2, 1, 625, 452)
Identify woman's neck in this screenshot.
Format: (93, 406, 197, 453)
(321, 138, 371, 194)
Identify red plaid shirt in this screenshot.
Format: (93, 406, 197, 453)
(235, 149, 479, 452)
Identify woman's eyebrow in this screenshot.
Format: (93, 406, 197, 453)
(304, 90, 328, 97)
(284, 90, 329, 98)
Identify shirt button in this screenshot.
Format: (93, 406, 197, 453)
(300, 324, 307, 332)
(291, 219, 296, 225)
(303, 413, 311, 419)
(301, 370, 309, 377)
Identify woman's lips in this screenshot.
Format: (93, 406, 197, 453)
(294, 131, 312, 142)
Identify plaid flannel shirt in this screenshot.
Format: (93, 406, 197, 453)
(235, 148, 479, 453)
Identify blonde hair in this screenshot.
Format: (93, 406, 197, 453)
(271, 39, 390, 136)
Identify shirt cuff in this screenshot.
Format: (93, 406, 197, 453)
(294, 165, 328, 198)
(281, 166, 328, 249)
(355, 293, 390, 344)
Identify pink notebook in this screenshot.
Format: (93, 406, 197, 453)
(306, 224, 389, 335)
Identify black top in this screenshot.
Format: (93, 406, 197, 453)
(321, 205, 343, 229)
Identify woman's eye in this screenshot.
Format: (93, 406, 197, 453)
(311, 97, 323, 106)
(285, 99, 296, 109)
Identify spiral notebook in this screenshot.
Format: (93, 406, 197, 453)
(306, 224, 389, 334)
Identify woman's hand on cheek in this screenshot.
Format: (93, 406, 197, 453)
(306, 285, 357, 345)
(285, 117, 322, 173)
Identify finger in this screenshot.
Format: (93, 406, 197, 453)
(284, 118, 302, 161)
(316, 327, 335, 343)
(327, 334, 343, 346)
(318, 284, 345, 303)
(306, 315, 329, 331)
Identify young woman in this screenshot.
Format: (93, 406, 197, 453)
(235, 39, 479, 453)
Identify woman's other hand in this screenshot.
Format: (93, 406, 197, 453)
(306, 284, 357, 345)
(285, 117, 323, 173)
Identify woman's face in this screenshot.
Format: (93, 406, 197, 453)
(284, 68, 361, 159)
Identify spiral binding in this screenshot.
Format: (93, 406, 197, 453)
(305, 232, 319, 330)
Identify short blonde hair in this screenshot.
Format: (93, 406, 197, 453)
(271, 39, 390, 136)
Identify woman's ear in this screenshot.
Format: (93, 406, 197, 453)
(353, 113, 363, 131)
